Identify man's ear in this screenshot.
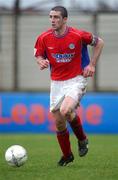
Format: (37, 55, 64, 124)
(63, 17, 68, 24)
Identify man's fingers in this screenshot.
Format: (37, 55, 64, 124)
(83, 69, 89, 76)
(83, 69, 94, 77)
(36, 59, 49, 70)
(40, 63, 49, 70)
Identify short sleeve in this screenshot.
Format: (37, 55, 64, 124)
(34, 36, 45, 57)
(79, 30, 98, 46)
(79, 30, 93, 45)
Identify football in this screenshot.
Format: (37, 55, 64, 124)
(5, 145, 28, 167)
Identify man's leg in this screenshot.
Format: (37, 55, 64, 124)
(52, 110, 74, 166)
(69, 114, 86, 141)
(68, 115, 88, 157)
(60, 96, 88, 157)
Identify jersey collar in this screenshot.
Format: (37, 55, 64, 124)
(52, 26, 70, 38)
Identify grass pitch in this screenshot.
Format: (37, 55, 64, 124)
(0, 134, 118, 180)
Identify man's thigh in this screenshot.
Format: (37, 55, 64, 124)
(60, 96, 77, 114)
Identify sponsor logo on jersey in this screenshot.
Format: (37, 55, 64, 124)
(69, 43, 75, 49)
(52, 53, 75, 63)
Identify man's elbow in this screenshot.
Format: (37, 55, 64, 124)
(98, 38, 104, 48)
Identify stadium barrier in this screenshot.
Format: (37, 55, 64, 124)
(0, 92, 118, 134)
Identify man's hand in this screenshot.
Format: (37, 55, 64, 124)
(83, 37, 104, 78)
(36, 58, 49, 70)
(83, 64, 95, 78)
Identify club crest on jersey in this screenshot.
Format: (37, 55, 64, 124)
(52, 53, 75, 63)
(69, 43, 75, 49)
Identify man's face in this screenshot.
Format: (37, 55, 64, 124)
(49, 10, 67, 31)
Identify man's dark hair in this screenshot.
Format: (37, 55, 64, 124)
(51, 6, 68, 18)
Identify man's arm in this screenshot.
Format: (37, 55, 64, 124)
(83, 38, 104, 77)
(36, 56, 49, 70)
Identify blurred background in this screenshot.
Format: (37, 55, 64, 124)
(0, 0, 118, 134)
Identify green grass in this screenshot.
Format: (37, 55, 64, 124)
(0, 134, 118, 180)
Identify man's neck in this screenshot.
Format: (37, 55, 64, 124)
(54, 25, 68, 36)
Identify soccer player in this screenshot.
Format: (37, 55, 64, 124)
(34, 6, 104, 166)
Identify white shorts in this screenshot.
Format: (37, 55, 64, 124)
(50, 75, 88, 112)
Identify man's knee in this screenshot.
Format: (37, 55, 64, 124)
(60, 106, 72, 118)
(56, 119, 66, 132)
(60, 107, 76, 121)
(51, 111, 66, 131)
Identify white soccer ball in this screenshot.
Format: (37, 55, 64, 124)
(5, 145, 28, 167)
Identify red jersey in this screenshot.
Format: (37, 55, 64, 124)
(34, 26, 93, 81)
